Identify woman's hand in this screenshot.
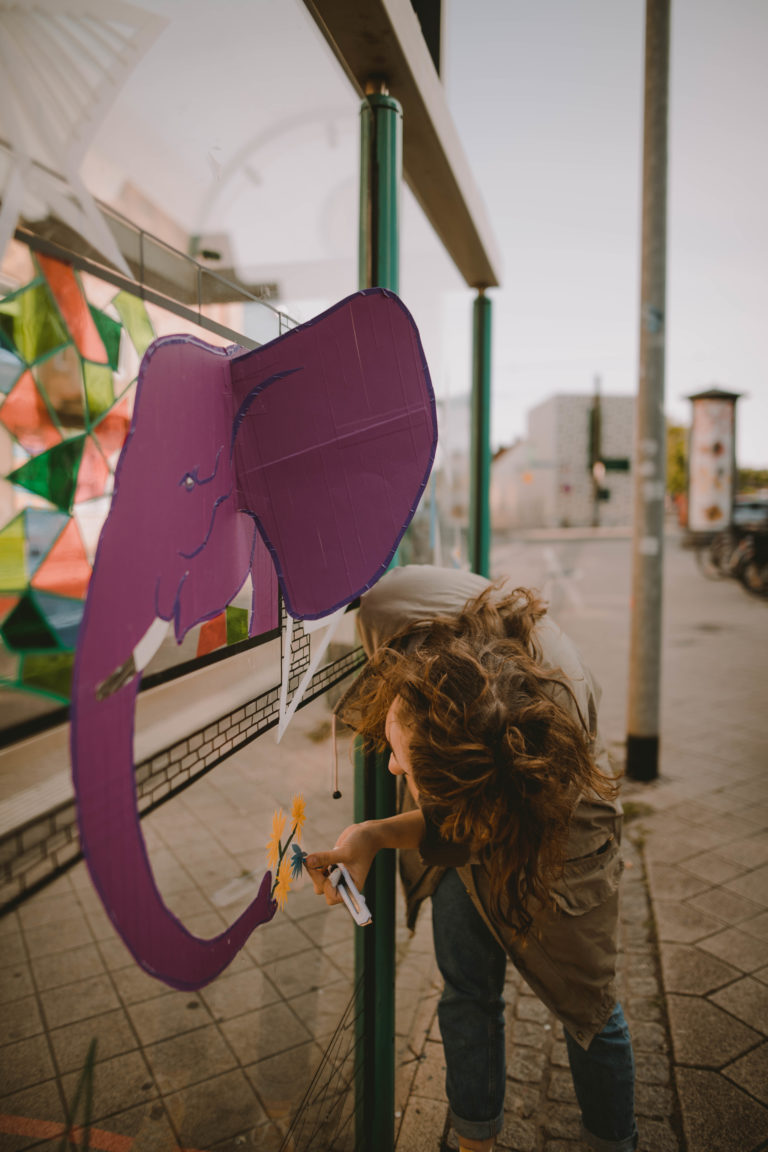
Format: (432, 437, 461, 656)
(306, 822, 381, 907)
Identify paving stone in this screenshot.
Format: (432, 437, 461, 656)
(653, 900, 725, 943)
(710, 975, 768, 1034)
(48, 1007, 138, 1074)
(634, 1116, 681, 1151)
(394, 1095, 447, 1152)
(143, 1023, 238, 1095)
(245, 1039, 324, 1122)
(541, 1101, 581, 1139)
(546, 1068, 576, 1104)
(0, 993, 43, 1042)
(165, 1069, 268, 1149)
(698, 926, 768, 973)
(742, 910, 768, 941)
(507, 1047, 547, 1083)
(716, 834, 768, 870)
(127, 989, 210, 1046)
(30, 941, 106, 991)
(724, 863, 768, 909)
(675, 1066, 768, 1152)
(200, 965, 282, 1021)
(0, 960, 34, 1004)
(627, 996, 663, 1022)
(221, 999, 311, 1065)
(659, 942, 741, 994)
(627, 1020, 668, 1053)
(0, 1033, 55, 1095)
(646, 862, 711, 901)
(723, 1041, 768, 1107)
(635, 1079, 674, 1118)
(634, 1050, 671, 1085)
(688, 885, 765, 926)
(666, 994, 760, 1066)
(495, 1114, 537, 1150)
(408, 1040, 446, 1103)
(680, 852, 747, 885)
(60, 1049, 156, 1125)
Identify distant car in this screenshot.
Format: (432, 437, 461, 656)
(733, 495, 768, 529)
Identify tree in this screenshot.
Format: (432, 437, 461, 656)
(666, 423, 687, 497)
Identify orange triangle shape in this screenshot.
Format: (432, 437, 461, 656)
(197, 612, 227, 658)
(37, 253, 107, 363)
(0, 595, 19, 622)
(75, 437, 111, 503)
(93, 396, 132, 459)
(31, 519, 92, 599)
(0, 370, 61, 453)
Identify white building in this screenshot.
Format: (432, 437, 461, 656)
(491, 393, 635, 530)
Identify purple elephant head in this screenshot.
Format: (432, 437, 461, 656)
(71, 289, 437, 989)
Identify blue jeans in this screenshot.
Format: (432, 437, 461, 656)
(431, 869, 638, 1151)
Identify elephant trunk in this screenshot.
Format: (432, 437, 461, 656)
(71, 617, 276, 990)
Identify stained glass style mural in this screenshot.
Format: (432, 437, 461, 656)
(0, 249, 276, 736)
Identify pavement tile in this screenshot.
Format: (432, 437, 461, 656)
(687, 884, 765, 926)
(546, 1068, 576, 1104)
(0, 960, 34, 1004)
(39, 972, 120, 1030)
(30, 941, 106, 991)
(394, 1095, 447, 1152)
(496, 1114, 538, 1149)
(48, 1007, 138, 1074)
(627, 1020, 668, 1053)
(0, 932, 25, 968)
(21, 916, 94, 958)
(2, 994, 43, 1042)
(741, 910, 768, 942)
(755, 965, 768, 985)
(110, 960, 172, 1007)
(143, 1023, 238, 1094)
(86, 1099, 179, 1152)
(724, 862, 768, 908)
(244, 918, 314, 965)
(634, 1050, 671, 1085)
(540, 1101, 580, 1140)
(244, 1039, 324, 1121)
(260, 947, 348, 1001)
(632, 1117, 681, 1152)
(674, 1066, 768, 1152)
(17, 890, 84, 930)
(659, 942, 740, 994)
(506, 1046, 547, 1082)
(666, 994, 760, 1067)
(653, 899, 726, 943)
(710, 975, 768, 1034)
(164, 1069, 267, 1149)
(200, 965, 282, 1021)
(680, 850, 747, 885)
(0, 1078, 62, 1139)
(698, 926, 768, 973)
(127, 990, 210, 1046)
(290, 979, 357, 1044)
(0, 1034, 55, 1095)
(221, 999, 311, 1065)
(716, 833, 768, 870)
(645, 861, 711, 902)
(723, 1042, 768, 1107)
(409, 1039, 446, 1102)
(60, 1049, 156, 1125)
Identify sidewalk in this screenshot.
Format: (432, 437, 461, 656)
(1, 532, 766, 1151)
(395, 529, 768, 1152)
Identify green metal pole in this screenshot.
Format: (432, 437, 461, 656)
(354, 80, 402, 1152)
(470, 289, 492, 576)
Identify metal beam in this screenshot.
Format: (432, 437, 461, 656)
(302, 0, 502, 289)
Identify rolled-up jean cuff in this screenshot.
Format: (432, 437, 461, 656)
(450, 1105, 504, 1143)
(581, 1120, 639, 1152)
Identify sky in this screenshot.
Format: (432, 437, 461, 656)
(440, 0, 768, 467)
(20, 0, 766, 470)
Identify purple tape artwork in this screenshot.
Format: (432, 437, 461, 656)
(70, 289, 437, 989)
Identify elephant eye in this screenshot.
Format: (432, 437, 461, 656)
(182, 473, 196, 491)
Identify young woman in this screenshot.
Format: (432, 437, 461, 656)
(307, 565, 638, 1152)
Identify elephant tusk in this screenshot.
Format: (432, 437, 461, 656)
(95, 617, 170, 699)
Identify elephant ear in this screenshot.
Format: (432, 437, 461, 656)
(230, 289, 438, 620)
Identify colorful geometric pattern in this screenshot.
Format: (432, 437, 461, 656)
(0, 251, 274, 721)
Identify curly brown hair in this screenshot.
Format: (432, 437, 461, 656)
(342, 584, 618, 936)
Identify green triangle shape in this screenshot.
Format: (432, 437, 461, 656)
(112, 291, 155, 357)
(0, 513, 28, 591)
(21, 651, 74, 701)
(88, 305, 122, 371)
(7, 435, 86, 512)
(226, 605, 249, 645)
(0, 280, 69, 364)
(1, 591, 61, 652)
(83, 361, 115, 423)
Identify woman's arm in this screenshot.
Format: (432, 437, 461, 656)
(306, 808, 426, 907)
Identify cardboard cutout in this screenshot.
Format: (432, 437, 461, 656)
(70, 288, 436, 988)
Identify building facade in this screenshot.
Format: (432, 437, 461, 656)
(491, 393, 635, 529)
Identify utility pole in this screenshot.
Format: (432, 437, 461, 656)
(626, 0, 670, 782)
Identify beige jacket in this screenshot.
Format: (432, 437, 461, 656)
(357, 565, 624, 1049)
